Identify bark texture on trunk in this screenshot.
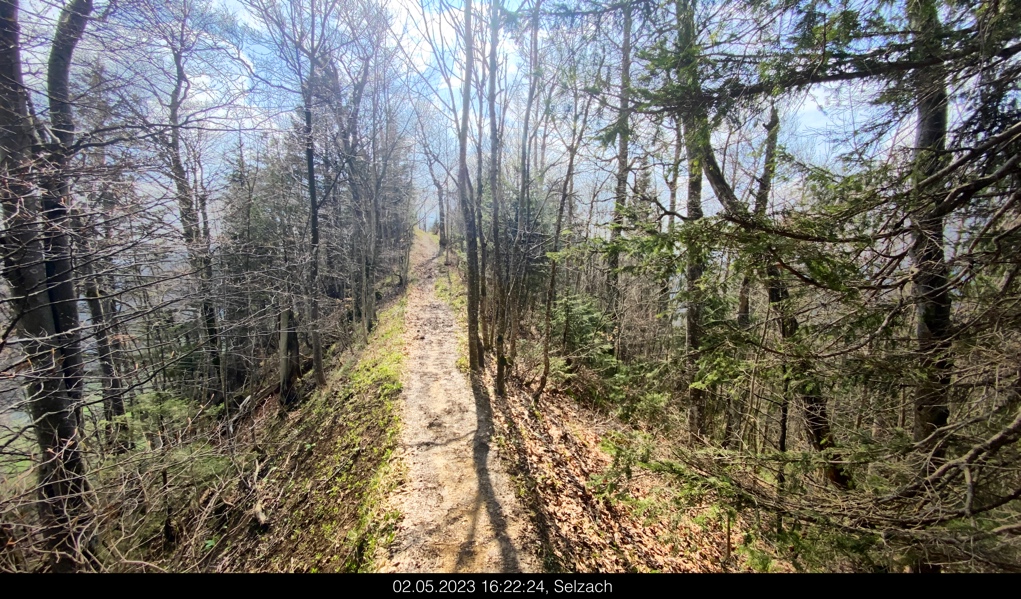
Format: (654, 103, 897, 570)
(459, 0, 482, 371)
(0, 0, 95, 571)
(167, 44, 221, 402)
(535, 56, 590, 401)
(305, 98, 326, 386)
(607, 2, 632, 342)
(908, 0, 951, 456)
(488, 0, 508, 395)
(677, 0, 705, 437)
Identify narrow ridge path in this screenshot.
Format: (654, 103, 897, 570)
(380, 231, 538, 573)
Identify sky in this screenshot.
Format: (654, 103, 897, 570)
(11, 0, 930, 235)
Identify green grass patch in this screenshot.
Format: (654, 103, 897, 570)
(232, 295, 408, 572)
(417, 227, 440, 245)
(433, 257, 470, 373)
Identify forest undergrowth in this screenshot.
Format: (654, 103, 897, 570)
(437, 251, 795, 573)
(203, 297, 407, 572)
(1, 295, 406, 572)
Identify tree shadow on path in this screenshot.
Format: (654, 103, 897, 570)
(458, 374, 523, 573)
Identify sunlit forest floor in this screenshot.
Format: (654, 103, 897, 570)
(378, 231, 539, 572)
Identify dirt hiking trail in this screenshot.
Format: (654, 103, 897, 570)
(379, 231, 539, 573)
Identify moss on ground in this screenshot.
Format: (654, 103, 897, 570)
(202, 296, 407, 572)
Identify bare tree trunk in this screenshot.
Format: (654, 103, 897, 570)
(457, 0, 482, 371)
(775, 359, 790, 533)
(423, 139, 450, 254)
(503, 0, 543, 380)
(488, 0, 508, 396)
(728, 107, 779, 449)
(360, 223, 371, 338)
(278, 296, 299, 407)
(305, 96, 327, 386)
(766, 264, 851, 489)
(682, 116, 705, 437)
(167, 44, 222, 402)
(83, 262, 128, 452)
(695, 94, 850, 488)
(661, 117, 682, 327)
(438, 184, 447, 247)
(737, 107, 778, 328)
(906, 0, 951, 574)
(367, 158, 380, 330)
(85, 150, 132, 435)
(0, 0, 95, 571)
(41, 0, 92, 423)
(471, 69, 491, 352)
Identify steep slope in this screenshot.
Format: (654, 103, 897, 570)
(196, 286, 407, 572)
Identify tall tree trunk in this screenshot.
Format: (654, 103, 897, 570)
(682, 116, 705, 438)
(737, 107, 778, 328)
(458, 0, 482, 371)
(677, 0, 706, 438)
(0, 0, 95, 571)
(906, 0, 951, 574)
(728, 107, 779, 449)
(489, 0, 509, 396)
(661, 117, 682, 328)
(697, 98, 850, 488)
(472, 71, 491, 352)
(438, 183, 447, 247)
(168, 46, 221, 402)
(41, 0, 93, 423)
(908, 0, 951, 459)
(505, 0, 543, 379)
(83, 261, 128, 452)
(607, 1, 632, 345)
(360, 221, 370, 338)
(367, 162, 380, 330)
(85, 138, 131, 438)
(278, 295, 299, 407)
(305, 95, 327, 386)
(766, 265, 851, 488)
(424, 140, 449, 254)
